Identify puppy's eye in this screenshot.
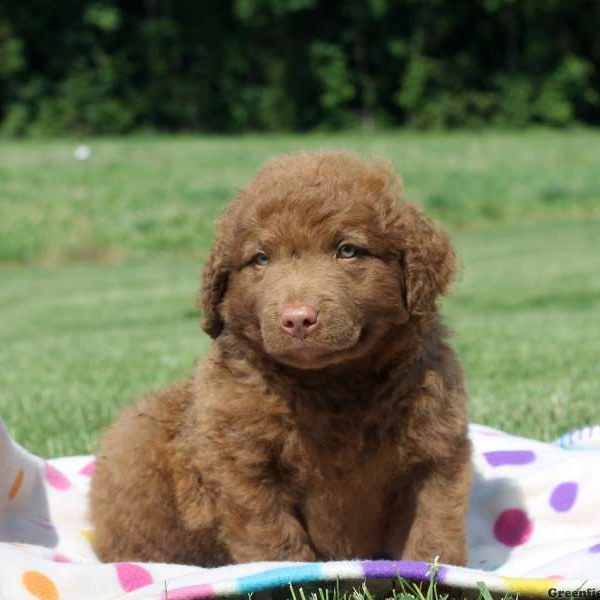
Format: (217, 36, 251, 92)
(253, 252, 270, 266)
(336, 243, 359, 259)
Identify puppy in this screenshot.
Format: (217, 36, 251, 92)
(89, 151, 471, 567)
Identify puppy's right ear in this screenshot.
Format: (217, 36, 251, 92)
(199, 201, 238, 338)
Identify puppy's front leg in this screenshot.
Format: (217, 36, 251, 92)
(387, 444, 471, 567)
(217, 470, 316, 563)
(174, 439, 315, 563)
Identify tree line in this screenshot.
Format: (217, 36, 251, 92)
(0, 0, 598, 135)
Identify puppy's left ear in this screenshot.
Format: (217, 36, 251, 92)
(391, 203, 457, 317)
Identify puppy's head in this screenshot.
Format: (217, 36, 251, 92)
(201, 151, 456, 370)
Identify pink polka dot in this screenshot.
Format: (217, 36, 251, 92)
(52, 553, 72, 563)
(162, 584, 214, 600)
(116, 563, 153, 592)
(44, 463, 71, 490)
(493, 508, 533, 546)
(78, 459, 96, 476)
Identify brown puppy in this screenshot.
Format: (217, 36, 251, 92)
(89, 151, 471, 567)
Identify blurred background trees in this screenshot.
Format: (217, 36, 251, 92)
(0, 0, 598, 135)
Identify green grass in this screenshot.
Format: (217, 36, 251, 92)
(1, 131, 599, 457)
(445, 217, 600, 439)
(1, 216, 599, 456)
(1, 131, 597, 598)
(1, 129, 600, 265)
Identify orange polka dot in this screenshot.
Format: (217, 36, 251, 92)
(22, 570, 59, 600)
(8, 469, 24, 501)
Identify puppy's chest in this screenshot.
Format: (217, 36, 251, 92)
(281, 397, 398, 472)
(279, 414, 398, 559)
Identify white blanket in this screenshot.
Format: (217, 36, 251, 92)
(2, 417, 600, 599)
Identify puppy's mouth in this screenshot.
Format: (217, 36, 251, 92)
(281, 344, 339, 363)
(269, 328, 366, 370)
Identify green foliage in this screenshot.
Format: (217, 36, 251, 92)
(0, 21, 24, 77)
(27, 61, 136, 136)
(234, 0, 316, 20)
(535, 55, 597, 125)
(310, 41, 356, 128)
(0, 1, 598, 134)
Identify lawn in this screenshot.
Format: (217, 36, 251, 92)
(2, 129, 600, 265)
(0, 130, 599, 459)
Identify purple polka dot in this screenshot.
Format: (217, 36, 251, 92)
(484, 450, 535, 467)
(589, 543, 600, 553)
(361, 560, 447, 582)
(31, 518, 55, 530)
(549, 482, 578, 512)
(493, 508, 533, 547)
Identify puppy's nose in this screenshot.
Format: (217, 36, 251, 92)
(280, 304, 318, 339)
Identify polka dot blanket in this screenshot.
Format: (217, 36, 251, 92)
(2, 418, 600, 600)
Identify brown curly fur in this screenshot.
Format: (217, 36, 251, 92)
(89, 151, 471, 566)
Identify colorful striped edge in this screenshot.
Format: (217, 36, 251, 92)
(160, 560, 600, 599)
